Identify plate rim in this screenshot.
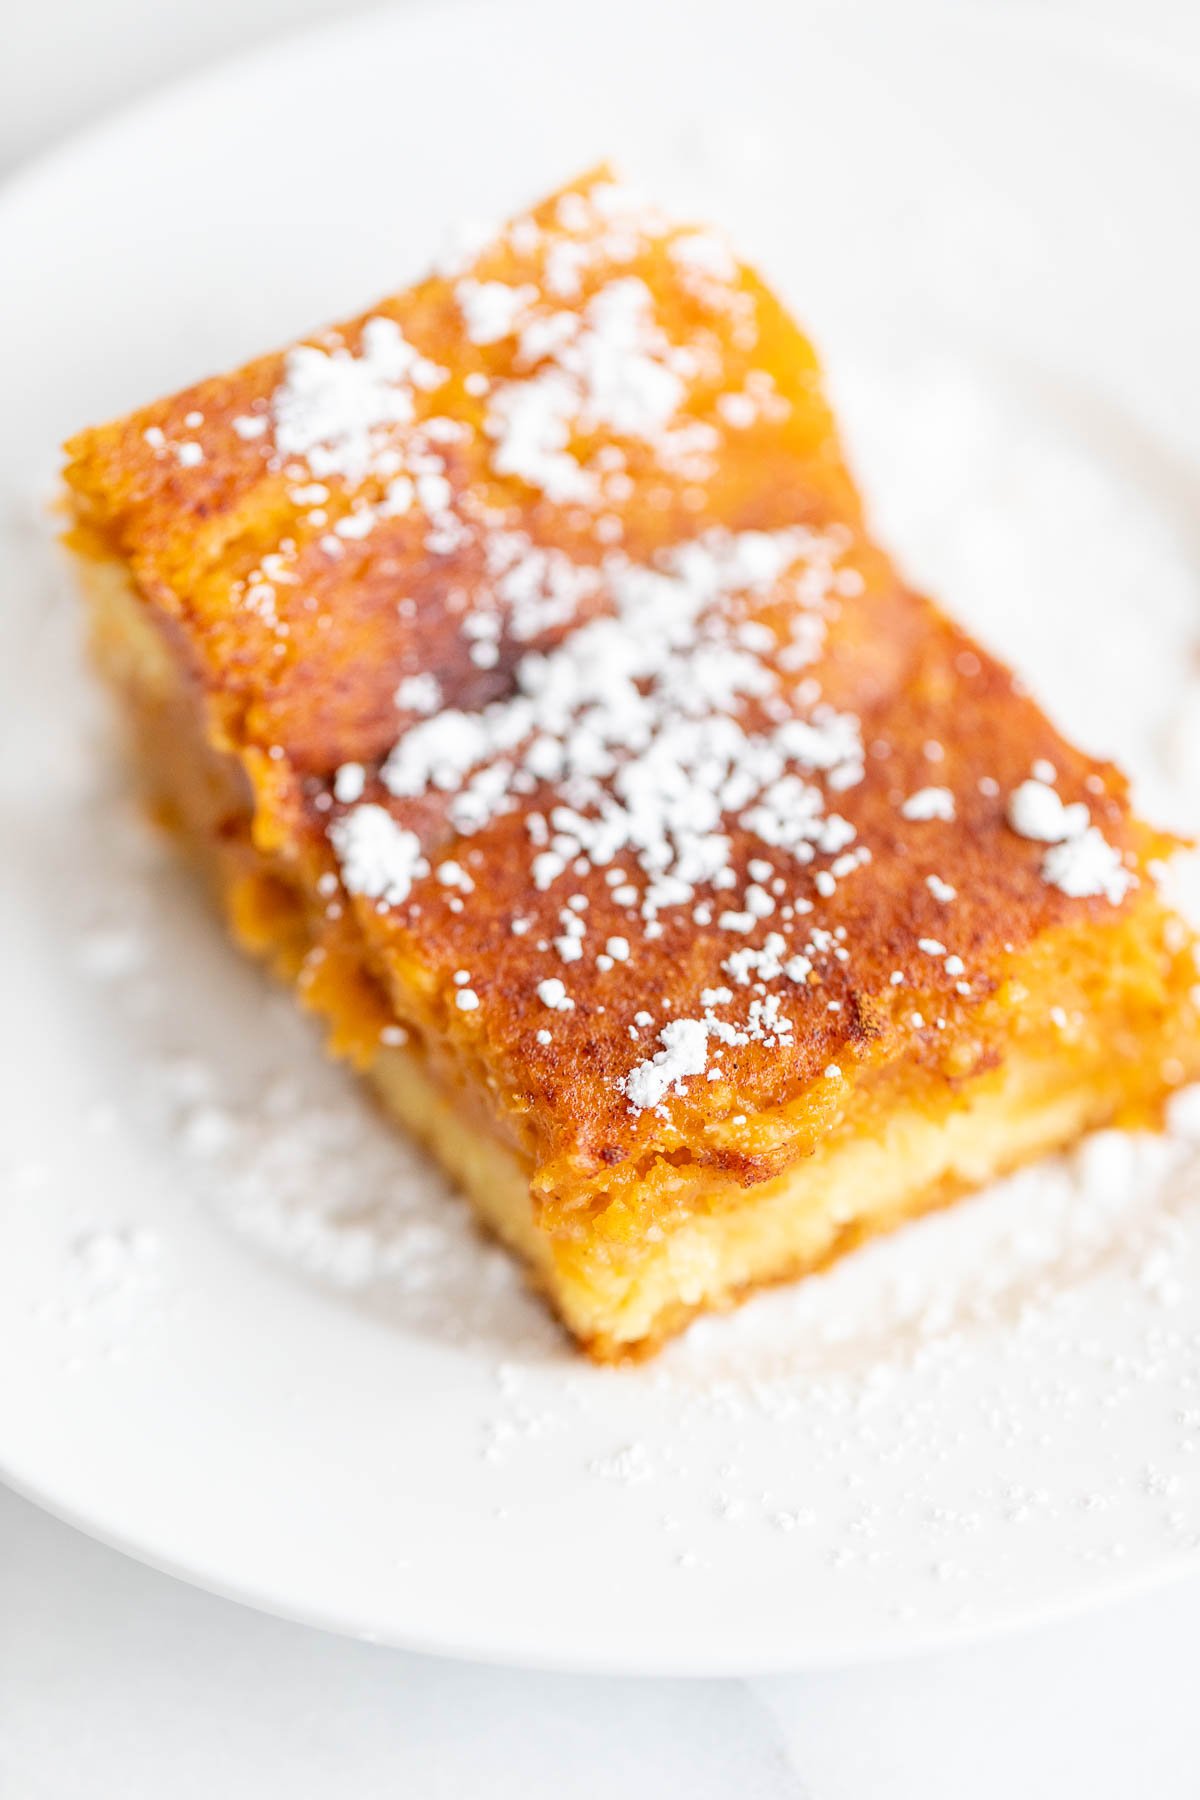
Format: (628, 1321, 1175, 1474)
(8, 1448, 1200, 1677)
(4, 0, 1200, 224)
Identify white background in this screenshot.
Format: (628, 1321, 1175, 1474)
(4, 2, 1200, 1793)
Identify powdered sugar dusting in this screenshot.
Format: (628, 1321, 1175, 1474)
(1007, 778, 1089, 844)
(901, 786, 955, 823)
(1042, 826, 1135, 903)
(329, 805, 428, 906)
(271, 317, 447, 483)
(1005, 776, 1134, 902)
(486, 276, 687, 500)
(622, 1018, 710, 1110)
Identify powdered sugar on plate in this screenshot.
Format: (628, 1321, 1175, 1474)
(12, 340, 1200, 1638)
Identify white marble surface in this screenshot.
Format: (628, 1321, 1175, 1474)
(4, 3, 1200, 1794)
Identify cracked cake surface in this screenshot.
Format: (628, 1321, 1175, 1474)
(63, 166, 1200, 1355)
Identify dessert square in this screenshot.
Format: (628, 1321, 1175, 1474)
(64, 168, 1200, 1356)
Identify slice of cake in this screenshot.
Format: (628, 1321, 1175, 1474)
(63, 168, 1200, 1357)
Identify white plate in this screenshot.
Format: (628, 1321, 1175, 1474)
(3, 0, 1200, 1675)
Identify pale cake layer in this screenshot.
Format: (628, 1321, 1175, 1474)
(368, 1010, 1191, 1356)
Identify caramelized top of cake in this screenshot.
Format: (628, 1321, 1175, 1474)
(64, 168, 1171, 1198)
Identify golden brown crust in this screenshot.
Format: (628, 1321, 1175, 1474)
(64, 166, 1200, 1284)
